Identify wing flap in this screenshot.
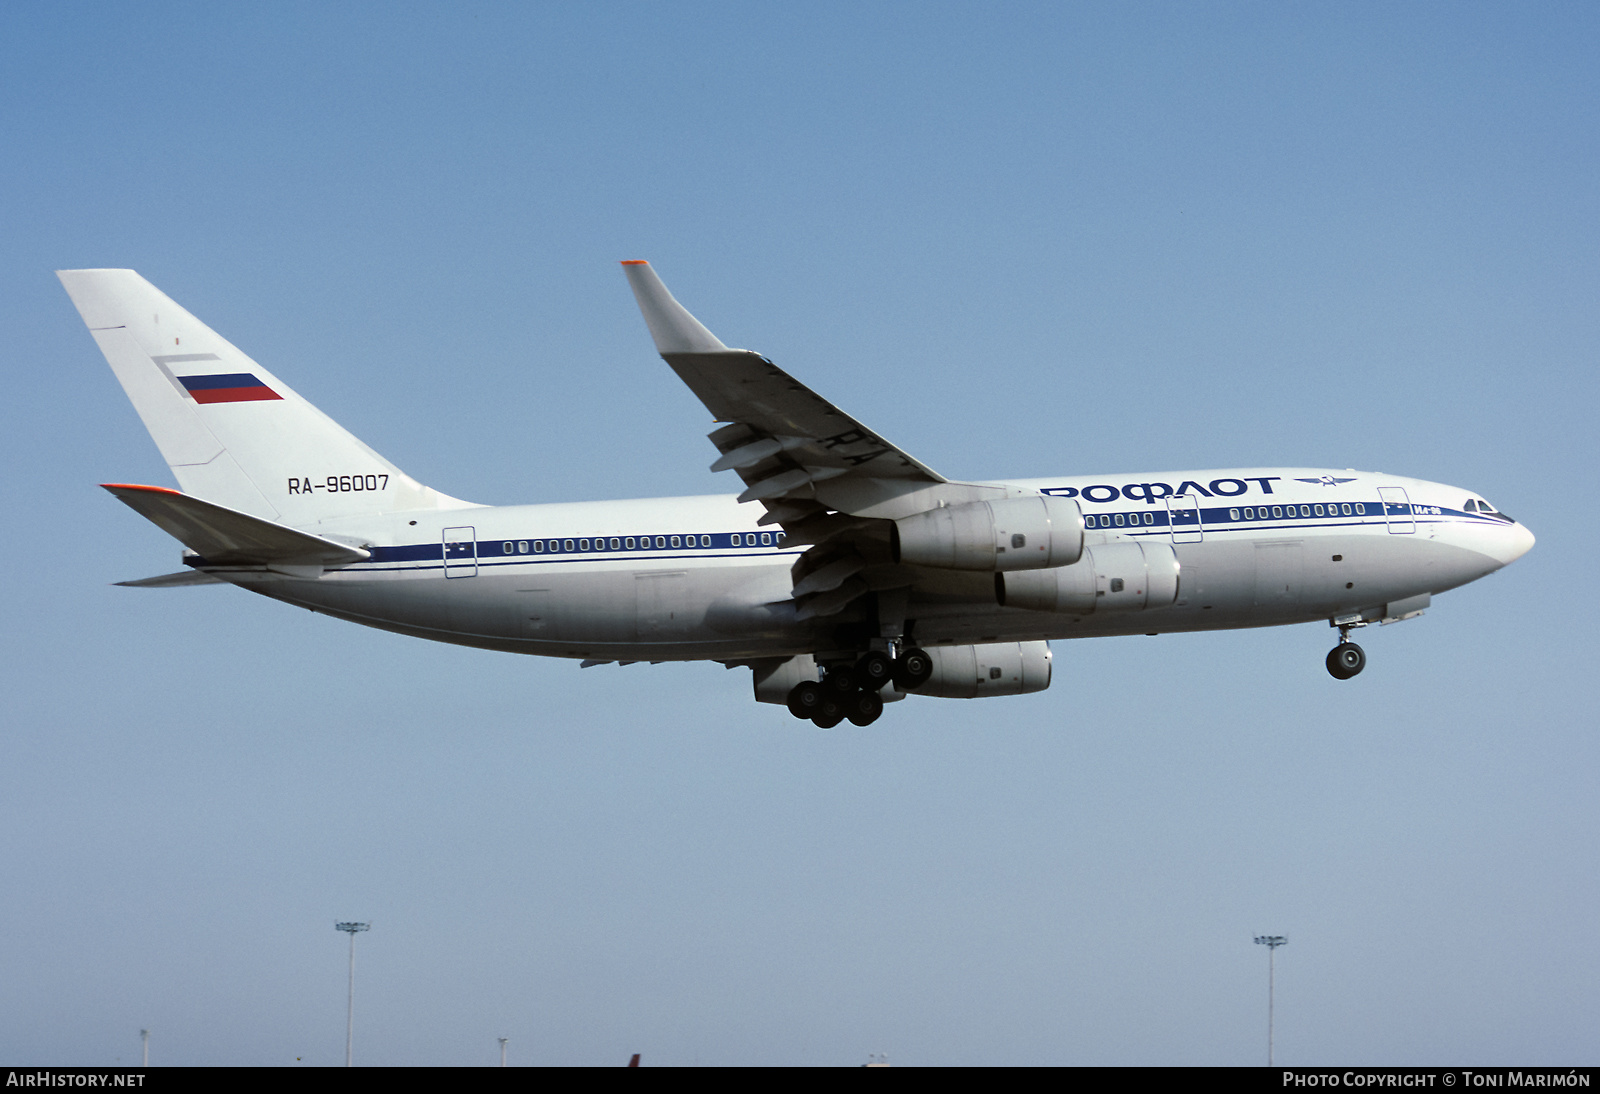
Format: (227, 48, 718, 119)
(102, 483, 371, 568)
(662, 351, 946, 483)
(668, 350, 946, 484)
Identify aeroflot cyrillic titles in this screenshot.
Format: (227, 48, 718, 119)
(60, 263, 1534, 727)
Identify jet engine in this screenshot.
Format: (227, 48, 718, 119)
(914, 640, 1053, 698)
(893, 495, 1083, 572)
(996, 541, 1180, 613)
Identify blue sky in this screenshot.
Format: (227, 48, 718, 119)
(3, 1, 1596, 1066)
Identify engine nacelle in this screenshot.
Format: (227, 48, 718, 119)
(914, 641, 1053, 698)
(894, 495, 1083, 572)
(996, 541, 1180, 613)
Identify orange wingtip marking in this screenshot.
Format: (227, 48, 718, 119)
(101, 482, 183, 495)
(619, 259, 649, 265)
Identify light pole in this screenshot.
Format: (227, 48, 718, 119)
(336, 922, 370, 1066)
(1254, 935, 1288, 1066)
(140, 1029, 148, 1067)
(499, 1037, 508, 1067)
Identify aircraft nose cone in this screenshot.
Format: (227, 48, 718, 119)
(1503, 520, 1536, 565)
(1484, 518, 1536, 562)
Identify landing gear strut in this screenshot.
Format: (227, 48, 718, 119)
(1326, 625, 1367, 680)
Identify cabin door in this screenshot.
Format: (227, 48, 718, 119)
(1167, 494, 1203, 543)
(1377, 487, 1415, 534)
(444, 526, 478, 577)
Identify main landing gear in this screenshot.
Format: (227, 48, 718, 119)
(786, 648, 933, 728)
(1326, 625, 1367, 680)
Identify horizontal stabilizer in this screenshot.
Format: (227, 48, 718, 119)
(103, 483, 371, 569)
(115, 570, 228, 588)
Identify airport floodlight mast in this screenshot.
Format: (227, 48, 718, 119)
(1254, 935, 1288, 1066)
(336, 922, 370, 1066)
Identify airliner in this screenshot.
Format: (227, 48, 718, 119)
(60, 263, 1534, 727)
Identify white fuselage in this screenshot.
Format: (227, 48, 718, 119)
(208, 467, 1534, 662)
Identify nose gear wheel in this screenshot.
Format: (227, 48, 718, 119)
(1326, 642, 1366, 679)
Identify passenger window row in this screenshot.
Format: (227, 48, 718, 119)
(1229, 502, 1366, 521)
(1085, 511, 1159, 529)
(497, 531, 785, 556)
(1083, 502, 1369, 529)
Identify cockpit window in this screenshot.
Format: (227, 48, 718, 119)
(1467, 497, 1514, 522)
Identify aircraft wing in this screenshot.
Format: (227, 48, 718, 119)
(622, 262, 1010, 620)
(621, 262, 1008, 531)
(103, 483, 371, 574)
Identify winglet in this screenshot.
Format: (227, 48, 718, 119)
(620, 261, 728, 354)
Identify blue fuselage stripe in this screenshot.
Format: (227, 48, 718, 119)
(190, 506, 1513, 571)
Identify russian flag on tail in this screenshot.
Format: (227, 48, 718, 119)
(177, 372, 283, 404)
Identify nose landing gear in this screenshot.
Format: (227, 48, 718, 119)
(1326, 642, 1366, 679)
(1326, 623, 1367, 679)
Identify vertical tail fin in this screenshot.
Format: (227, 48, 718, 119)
(59, 269, 473, 525)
